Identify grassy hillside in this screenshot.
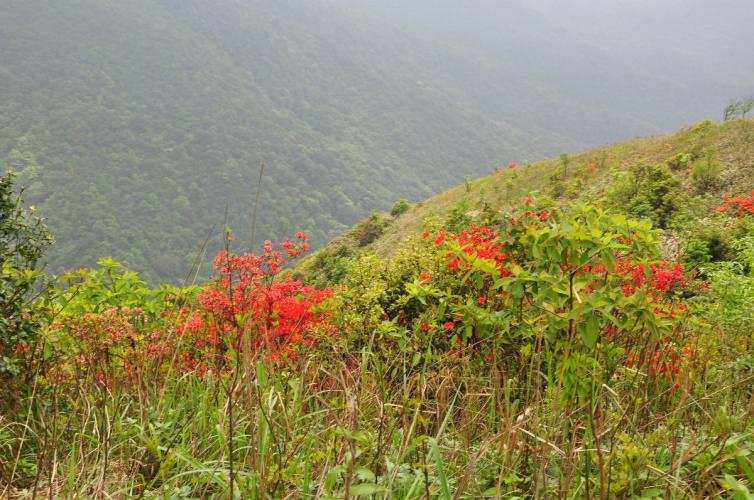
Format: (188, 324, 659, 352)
(3, 119, 754, 497)
(297, 119, 754, 283)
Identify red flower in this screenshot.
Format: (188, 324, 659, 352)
(419, 273, 430, 283)
(434, 231, 446, 246)
(477, 296, 486, 305)
(508, 162, 517, 169)
(444, 321, 454, 330)
(422, 231, 430, 239)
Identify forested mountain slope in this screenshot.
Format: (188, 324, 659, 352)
(2, 0, 751, 282)
(0, 0, 569, 281)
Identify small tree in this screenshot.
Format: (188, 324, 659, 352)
(742, 99, 754, 119)
(691, 151, 721, 194)
(724, 98, 754, 119)
(723, 101, 740, 121)
(0, 171, 52, 378)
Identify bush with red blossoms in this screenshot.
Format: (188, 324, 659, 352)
(178, 233, 334, 374)
(405, 201, 697, 394)
(717, 190, 754, 216)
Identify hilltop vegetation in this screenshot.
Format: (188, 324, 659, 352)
(2, 120, 754, 497)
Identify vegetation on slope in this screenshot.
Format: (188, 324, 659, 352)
(298, 119, 754, 284)
(2, 119, 754, 497)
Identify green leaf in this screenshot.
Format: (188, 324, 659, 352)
(349, 483, 387, 496)
(580, 313, 600, 348)
(430, 438, 452, 500)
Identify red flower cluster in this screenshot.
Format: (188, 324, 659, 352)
(717, 190, 754, 216)
(611, 259, 686, 294)
(424, 206, 694, 387)
(180, 233, 334, 372)
(434, 224, 513, 276)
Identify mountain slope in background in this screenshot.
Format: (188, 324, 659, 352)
(2, 0, 752, 282)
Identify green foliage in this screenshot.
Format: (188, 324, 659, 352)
(691, 151, 721, 193)
(559, 152, 570, 179)
(0, 171, 52, 378)
(666, 152, 692, 170)
(707, 235, 754, 336)
(299, 245, 354, 287)
(683, 238, 713, 269)
(608, 162, 684, 228)
(390, 199, 411, 217)
(51, 258, 187, 317)
(355, 213, 385, 247)
(443, 200, 471, 233)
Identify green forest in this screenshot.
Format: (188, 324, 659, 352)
(3, 0, 752, 283)
(1, 0, 569, 282)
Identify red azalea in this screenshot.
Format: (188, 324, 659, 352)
(434, 231, 446, 246)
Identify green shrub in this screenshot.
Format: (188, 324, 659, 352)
(306, 245, 354, 286)
(667, 152, 692, 170)
(444, 200, 471, 232)
(607, 163, 683, 228)
(390, 199, 411, 217)
(0, 172, 53, 379)
(683, 238, 712, 270)
(691, 153, 721, 193)
(356, 212, 385, 246)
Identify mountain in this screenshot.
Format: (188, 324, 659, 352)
(2, 0, 752, 282)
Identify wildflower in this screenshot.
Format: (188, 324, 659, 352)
(419, 273, 430, 283)
(477, 296, 486, 305)
(444, 321, 454, 330)
(508, 162, 517, 169)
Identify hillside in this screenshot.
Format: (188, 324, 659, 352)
(3, 0, 753, 283)
(297, 119, 754, 284)
(4, 119, 754, 497)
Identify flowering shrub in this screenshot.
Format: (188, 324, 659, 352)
(50, 307, 154, 389)
(179, 233, 334, 374)
(717, 190, 754, 216)
(405, 201, 695, 394)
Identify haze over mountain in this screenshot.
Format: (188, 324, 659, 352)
(2, 0, 752, 281)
